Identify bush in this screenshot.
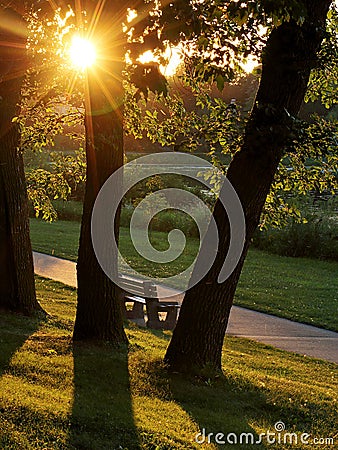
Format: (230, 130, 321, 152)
(253, 204, 338, 261)
(120, 204, 135, 228)
(120, 204, 208, 239)
(151, 210, 199, 238)
(52, 200, 83, 221)
(29, 199, 83, 222)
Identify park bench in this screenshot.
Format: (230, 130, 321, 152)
(118, 274, 180, 330)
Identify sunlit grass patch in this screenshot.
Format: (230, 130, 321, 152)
(1, 278, 335, 449)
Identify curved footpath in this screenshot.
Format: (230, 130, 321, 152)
(33, 251, 338, 364)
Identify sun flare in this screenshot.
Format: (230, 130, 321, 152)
(69, 36, 96, 70)
(241, 55, 259, 74)
(137, 45, 183, 77)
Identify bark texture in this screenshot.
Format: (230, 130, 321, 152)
(0, 6, 41, 314)
(165, 0, 332, 371)
(73, 2, 127, 343)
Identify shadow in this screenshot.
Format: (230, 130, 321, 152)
(0, 311, 41, 374)
(166, 362, 336, 449)
(0, 311, 42, 439)
(125, 349, 269, 449)
(137, 356, 318, 450)
(70, 342, 140, 449)
(142, 326, 173, 342)
(168, 371, 269, 449)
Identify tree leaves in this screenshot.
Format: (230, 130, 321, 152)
(305, 5, 338, 108)
(130, 64, 168, 100)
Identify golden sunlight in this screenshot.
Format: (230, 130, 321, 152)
(160, 46, 183, 77)
(138, 45, 183, 77)
(241, 55, 259, 74)
(126, 8, 138, 23)
(69, 36, 96, 70)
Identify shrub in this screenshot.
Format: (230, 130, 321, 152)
(253, 202, 338, 261)
(29, 199, 83, 222)
(120, 203, 210, 239)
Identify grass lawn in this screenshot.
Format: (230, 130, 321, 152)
(235, 251, 337, 332)
(29, 218, 338, 331)
(0, 278, 336, 449)
(30, 218, 81, 261)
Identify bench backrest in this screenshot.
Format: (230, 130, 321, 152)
(118, 275, 157, 299)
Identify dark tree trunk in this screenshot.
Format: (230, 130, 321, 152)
(0, 6, 41, 314)
(73, 2, 127, 343)
(165, 0, 332, 372)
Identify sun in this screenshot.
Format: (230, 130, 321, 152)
(69, 36, 96, 70)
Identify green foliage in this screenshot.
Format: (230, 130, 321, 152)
(125, 1, 337, 231)
(305, 5, 338, 108)
(130, 64, 168, 101)
(50, 199, 83, 222)
(260, 114, 338, 228)
(16, 0, 337, 228)
(26, 149, 85, 221)
(127, 71, 337, 229)
(20, 7, 84, 153)
(15, 7, 87, 220)
(125, 78, 244, 154)
(253, 196, 338, 260)
(125, 0, 314, 98)
(121, 206, 201, 238)
(26, 169, 71, 221)
(157, 0, 312, 86)
(48, 149, 86, 201)
(122, 173, 215, 207)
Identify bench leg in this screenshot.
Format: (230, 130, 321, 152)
(163, 307, 178, 330)
(146, 301, 178, 330)
(146, 300, 161, 329)
(125, 301, 144, 320)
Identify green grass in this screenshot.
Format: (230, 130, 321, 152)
(0, 278, 336, 449)
(30, 218, 80, 261)
(29, 218, 338, 331)
(236, 251, 338, 332)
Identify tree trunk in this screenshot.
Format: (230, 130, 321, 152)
(0, 6, 41, 315)
(73, 2, 127, 343)
(165, 0, 332, 372)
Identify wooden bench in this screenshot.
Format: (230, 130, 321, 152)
(118, 275, 180, 330)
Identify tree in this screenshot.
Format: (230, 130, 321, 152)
(73, 0, 128, 342)
(73, 0, 168, 342)
(10, 0, 167, 339)
(164, 0, 334, 371)
(15, 0, 129, 341)
(0, 3, 42, 314)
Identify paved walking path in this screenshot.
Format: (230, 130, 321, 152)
(33, 251, 338, 364)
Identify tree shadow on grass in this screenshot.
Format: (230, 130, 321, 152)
(70, 342, 140, 450)
(0, 311, 42, 442)
(168, 371, 270, 449)
(135, 355, 272, 449)
(165, 358, 334, 449)
(0, 311, 41, 374)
